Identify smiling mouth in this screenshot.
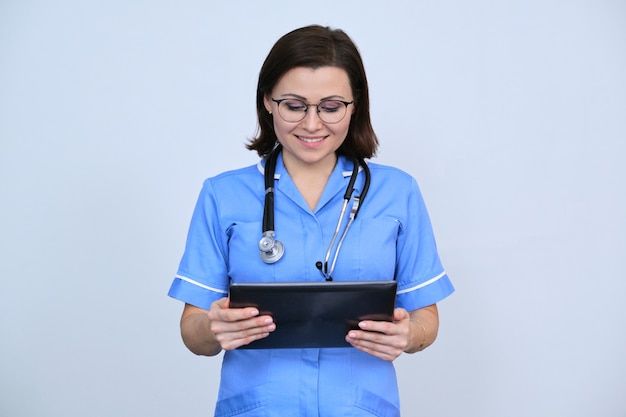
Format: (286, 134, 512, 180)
(297, 136, 326, 143)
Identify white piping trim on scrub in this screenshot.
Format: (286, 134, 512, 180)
(256, 160, 280, 179)
(342, 162, 365, 178)
(397, 271, 447, 295)
(175, 274, 228, 294)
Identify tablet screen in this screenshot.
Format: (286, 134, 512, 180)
(229, 280, 397, 349)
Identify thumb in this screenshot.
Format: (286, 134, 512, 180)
(215, 296, 230, 309)
(393, 308, 409, 322)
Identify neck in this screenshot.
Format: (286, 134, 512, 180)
(282, 153, 338, 211)
(282, 153, 338, 182)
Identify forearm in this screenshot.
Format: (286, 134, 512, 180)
(180, 304, 222, 356)
(405, 304, 439, 354)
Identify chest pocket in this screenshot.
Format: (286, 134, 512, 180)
(334, 217, 400, 281)
(227, 221, 267, 281)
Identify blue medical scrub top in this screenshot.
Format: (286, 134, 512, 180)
(169, 153, 454, 417)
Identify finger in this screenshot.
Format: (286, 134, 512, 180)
(217, 319, 276, 350)
(221, 331, 270, 350)
(357, 309, 409, 335)
(346, 334, 401, 361)
(211, 313, 274, 335)
(357, 320, 396, 335)
(349, 327, 407, 351)
(221, 306, 262, 322)
(209, 299, 261, 323)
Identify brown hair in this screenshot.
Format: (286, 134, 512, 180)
(247, 25, 378, 158)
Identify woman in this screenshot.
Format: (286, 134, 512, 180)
(168, 25, 454, 417)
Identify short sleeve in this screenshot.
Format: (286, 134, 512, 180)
(394, 177, 454, 311)
(168, 179, 230, 310)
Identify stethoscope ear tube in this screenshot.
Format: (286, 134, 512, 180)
(354, 157, 370, 219)
(262, 145, 281, 233)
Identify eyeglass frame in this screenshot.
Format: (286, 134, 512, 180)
(270, 98, 354, 124)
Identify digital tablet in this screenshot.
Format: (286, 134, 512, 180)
(229, 280, 397, 349)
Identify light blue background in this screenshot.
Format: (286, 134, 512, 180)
(1, 1, 625, 416)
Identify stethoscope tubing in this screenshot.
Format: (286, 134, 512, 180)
(262, 145, 280, 233)
(322, 159, 370, 278)
(259, 145, 371, 280)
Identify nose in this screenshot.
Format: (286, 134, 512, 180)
(300, 106, 324, 130)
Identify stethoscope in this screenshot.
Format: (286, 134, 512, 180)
(258, 145, 371, 281)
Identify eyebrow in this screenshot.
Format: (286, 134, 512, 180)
(277, 93, 350, 102)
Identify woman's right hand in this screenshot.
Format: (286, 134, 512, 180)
(207, 297, 276, 350)
(180, 299, 275, 355)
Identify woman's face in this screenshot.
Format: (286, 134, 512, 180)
(264, 66, 354, 172)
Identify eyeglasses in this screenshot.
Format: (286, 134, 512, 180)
(271, 98, 353, 124)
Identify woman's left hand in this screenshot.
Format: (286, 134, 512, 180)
(345, 304, 438, 361)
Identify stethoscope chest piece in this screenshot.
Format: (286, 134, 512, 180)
(258, 231, 284, 264)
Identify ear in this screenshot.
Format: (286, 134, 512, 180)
(263, 95, 273, 114)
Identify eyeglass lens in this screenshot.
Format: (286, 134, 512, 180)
(277, 99, 349, 124)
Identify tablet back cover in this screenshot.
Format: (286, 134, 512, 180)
(229, 280, 397, 349)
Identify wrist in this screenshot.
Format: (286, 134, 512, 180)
(405, 319, 427, 354)
(414, 320, 427, 352)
